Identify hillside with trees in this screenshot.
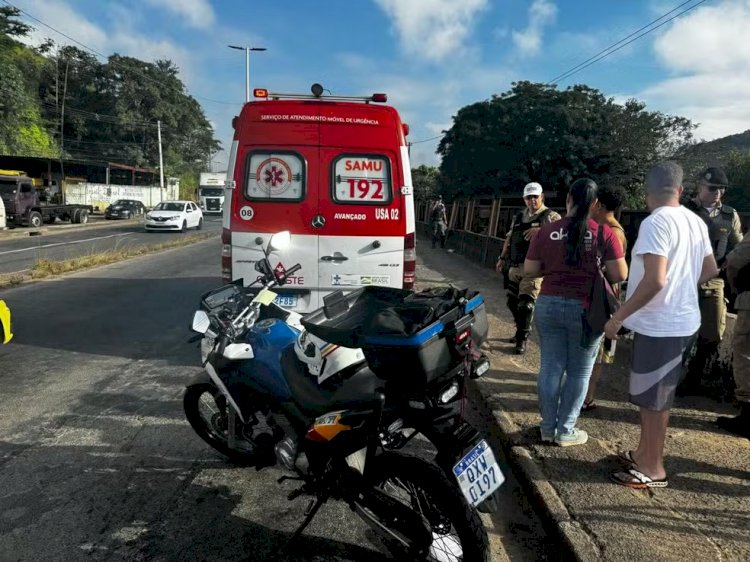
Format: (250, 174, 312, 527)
(0, 6, 220, 193)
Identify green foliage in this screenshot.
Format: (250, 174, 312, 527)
(0, 7, 220, 185)
(412, 165, 439, 201)
(674, 130, 750, 188)
(437, 81, 695, 208)
(724, 149, 750, 212)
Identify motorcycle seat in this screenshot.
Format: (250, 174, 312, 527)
(280, 346, 382, 416)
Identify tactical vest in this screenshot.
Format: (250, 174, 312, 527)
(508, 208, 552, 265)
(686, 200, 736, 263)
(430, 204, 445, 222)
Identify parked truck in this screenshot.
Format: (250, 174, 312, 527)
(0, 171, 94, 228)
(197, 172, 226, 214)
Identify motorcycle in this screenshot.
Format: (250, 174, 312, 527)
(185, 231, 502, 560)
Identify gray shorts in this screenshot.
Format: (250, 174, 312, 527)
(629, 332, 696, 411)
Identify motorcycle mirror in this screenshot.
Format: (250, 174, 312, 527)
(191, 310, 211, 334)
(267, 231, 291, 254)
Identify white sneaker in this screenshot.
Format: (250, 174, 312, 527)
(555, 428, 588, 447)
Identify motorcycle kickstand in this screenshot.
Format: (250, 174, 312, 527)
(277, 494, 328, 556)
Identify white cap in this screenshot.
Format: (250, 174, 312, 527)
(523, 182, 543, 197)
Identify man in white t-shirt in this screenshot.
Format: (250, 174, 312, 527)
(603, 161, 718, 489)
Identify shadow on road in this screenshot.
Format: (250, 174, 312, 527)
(6, 275, 223, 366)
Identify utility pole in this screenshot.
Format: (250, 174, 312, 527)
(59, 58, 69, 205)
(157, 120, 164, 201)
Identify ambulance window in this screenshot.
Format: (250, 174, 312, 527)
(332, 155, 392, 205)
(245, 151, 305, 201)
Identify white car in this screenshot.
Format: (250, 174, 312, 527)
(145, 201, 203, 232)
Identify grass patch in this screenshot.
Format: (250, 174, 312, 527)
(0, 232, 216, 288)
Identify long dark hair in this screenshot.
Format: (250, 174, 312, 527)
(565, 178, 598, 266)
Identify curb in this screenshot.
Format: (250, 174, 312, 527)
(0, 218, 140, 240)
(485, 403, 600, 561)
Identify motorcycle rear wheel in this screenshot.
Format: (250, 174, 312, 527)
(183, 382, 269, 464)
(367, 453, 490, 562)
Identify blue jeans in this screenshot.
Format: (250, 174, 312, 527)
(535, 295, 602, 436)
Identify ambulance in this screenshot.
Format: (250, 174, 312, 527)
(222, 83, 416, 313)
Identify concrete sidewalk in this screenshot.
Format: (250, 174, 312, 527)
(415, 239, 750, 562)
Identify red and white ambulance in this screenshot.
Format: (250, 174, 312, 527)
(222, 84, 416, 312)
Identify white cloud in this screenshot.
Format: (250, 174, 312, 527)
(373, 0, 489, 62)
(641, 0, 750, 140)
(512, 0, 557, 57)
(22, 0, 108, 51)
(18, 0, 196, 82)
(143, 0, 215, 29)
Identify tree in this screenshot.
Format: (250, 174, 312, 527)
(412, 165, 439, 201)
(0, 6, 32, 40)
(724, 149, 750, 213)
(437, 81, 695, 208)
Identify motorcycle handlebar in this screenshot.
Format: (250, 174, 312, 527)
(217, 332, 230, 356)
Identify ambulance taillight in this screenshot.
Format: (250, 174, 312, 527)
(222, 228, 232, 284)
(403, 232, 416, 289)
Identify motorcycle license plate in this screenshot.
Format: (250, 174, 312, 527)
(452, 440, 504, 506)
(274, 294, 297, 308)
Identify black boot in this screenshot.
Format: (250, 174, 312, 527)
(716, 403, 750, 439)
(514, 333, 528, 355)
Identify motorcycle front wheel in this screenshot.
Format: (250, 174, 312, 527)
(183, 382, 270, 464)
(367, 453, 490, 562)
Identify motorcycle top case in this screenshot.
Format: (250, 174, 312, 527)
(301, 286, 488, 389)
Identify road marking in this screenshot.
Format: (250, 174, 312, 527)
(0, 233, 134, 256)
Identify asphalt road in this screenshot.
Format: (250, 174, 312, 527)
(0, 240, 549, 561)
(0, 215, 223, 275)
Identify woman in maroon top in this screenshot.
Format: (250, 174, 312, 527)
(525, 178, 627, 446)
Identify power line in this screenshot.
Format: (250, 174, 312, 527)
(547, 0, 708, 85)
(409, 0, 709, 145)
(3, 0, 241, 107)
(410, 135, 444, 145)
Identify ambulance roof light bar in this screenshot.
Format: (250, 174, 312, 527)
(253, 83, 387, 104)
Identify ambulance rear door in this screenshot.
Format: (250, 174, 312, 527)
(231, 145, 322, 312)
(317, 149, 406, 293)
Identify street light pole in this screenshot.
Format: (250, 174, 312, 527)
(228, 45, 267, 102)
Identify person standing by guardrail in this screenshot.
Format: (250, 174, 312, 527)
(495, 183, 561, 354)
(525, 178, 627, 446)
(679, 167, 742, 396)
(582, 184, 628, 412)
(719, 231, 750, 438)
(429, 195, 448, 249)
(605, 161, 718, 488)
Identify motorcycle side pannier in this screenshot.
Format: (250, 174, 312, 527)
(301, 286, 488, 389)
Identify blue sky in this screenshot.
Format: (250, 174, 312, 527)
(15, 0, 750, 168)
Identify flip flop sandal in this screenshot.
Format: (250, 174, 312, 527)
(610, 468, 669, 489)
(616, 450, 637, 466)
(580, 400, 597, 412)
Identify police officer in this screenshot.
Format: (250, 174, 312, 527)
(430, 195, 448, 248)
(495, 182, 561, 354)
(680, 166, 743, 394)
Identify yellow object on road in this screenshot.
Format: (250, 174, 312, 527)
(0, 299, 12, 344)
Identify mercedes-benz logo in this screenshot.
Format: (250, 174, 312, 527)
(312, 214, 326, 229)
